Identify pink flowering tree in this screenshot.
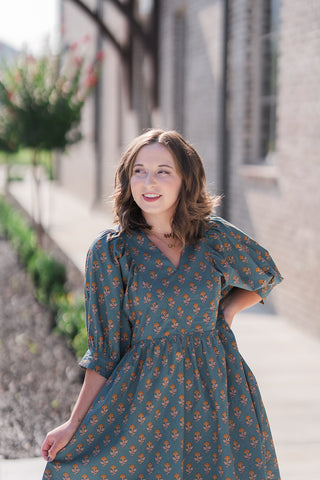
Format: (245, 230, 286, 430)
(0, 45, 103, 242)
(0, 98, 20, 194)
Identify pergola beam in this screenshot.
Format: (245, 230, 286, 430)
(67, 0, 126, 58)
(107, 0, 151, 52)
(66, 0, 159, 106)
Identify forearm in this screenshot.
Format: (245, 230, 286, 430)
(220, 287, 261, 324)
(68, 368, 106, 429)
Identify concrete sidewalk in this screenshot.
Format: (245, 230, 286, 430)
(8, 169, 113, 273)
(1, 173, 320, 479)
(0, 457, 44, 480)
(233, 312, 320, 480)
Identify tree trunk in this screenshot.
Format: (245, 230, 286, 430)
(4, 154, 10, 196)
(31, 149, 44, 246)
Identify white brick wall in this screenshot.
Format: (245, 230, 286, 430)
(59, 0, 139, 206)
(58, 0, 97, 205)
(229, 0, 320, 333)
(60, 0, 320, 333)
(159, 0, 224, 195)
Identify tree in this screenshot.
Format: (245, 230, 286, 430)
(0, 91, 20, 194)
(0, 46, 103, 243)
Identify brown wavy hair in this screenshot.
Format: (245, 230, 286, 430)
(113, 129, 220, 245)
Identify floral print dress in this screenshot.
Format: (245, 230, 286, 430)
(43, 217, 283, 480)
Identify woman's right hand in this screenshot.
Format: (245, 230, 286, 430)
(41, 369, 107, 462)
(41, 420, 77, 462)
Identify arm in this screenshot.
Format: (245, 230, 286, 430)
(41, 369, 106, 462)
(42, 235, 131, 462)
(219, 287, 262, 327)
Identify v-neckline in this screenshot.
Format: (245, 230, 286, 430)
(139, 230, 185, 271)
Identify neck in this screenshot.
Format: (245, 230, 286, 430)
(143, 214, 173, 236)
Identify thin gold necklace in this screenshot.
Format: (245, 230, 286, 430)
(164, 232, 176, 249)
(151, 231, 178, 249)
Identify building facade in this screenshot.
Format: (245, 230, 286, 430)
(59, 0, 320, 333)
(227, 0, 320, 332)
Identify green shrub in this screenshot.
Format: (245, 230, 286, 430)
(0, 197, 11, 234)
(72, 328, 88, 359)
(0, 196, 86, 359)
(55, 294, 87, 358)
(18, 228, 37, 266)
(0, 197, 36, 267)
(0, 196, 67, 309)
(8, 215, 37, 267)
(27, 249, 67, 308)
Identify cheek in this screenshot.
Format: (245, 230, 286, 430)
(172, 178, 182, 195)
(129, 178, 139, 201)
(130, 177, 136, 191)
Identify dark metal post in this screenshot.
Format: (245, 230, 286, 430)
(93, 0, 104, 205)
(220, 0, 230, 220)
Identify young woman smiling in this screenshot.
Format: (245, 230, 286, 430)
(42, 129, 283, 480)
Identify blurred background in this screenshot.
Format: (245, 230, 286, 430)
(2, 0, 318, 334)
(0, 0, 319, 478)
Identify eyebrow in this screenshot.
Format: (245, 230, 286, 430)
(133, 163, 174, 169)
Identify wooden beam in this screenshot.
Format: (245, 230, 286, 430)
(107, 0, 151, 51)
(66, 0, 159, 107)
(67, 0, 127, 58)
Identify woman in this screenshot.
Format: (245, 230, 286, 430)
(42, 129, 283, 480)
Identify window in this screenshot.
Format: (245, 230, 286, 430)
(173, 10, 186, 135)
(259, 0, 280, 159)
(244, 0, 280, 164)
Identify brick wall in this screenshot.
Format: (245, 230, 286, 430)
(59, 0, 141, 208)
(59, 0, 320, 333)
(58, 0, 97, 205)
(60, 0, 226, 202)
(228, 0, 320, 333)
(158, 0, 225, 196)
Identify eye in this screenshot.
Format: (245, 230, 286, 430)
(158, 170, 170, 175)
(133, 167, 145, 175)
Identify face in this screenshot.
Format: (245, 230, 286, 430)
(130, 143, 182, 224)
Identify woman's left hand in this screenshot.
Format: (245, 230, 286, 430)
(219, 288, 262, 327)
(219, 297, 235, 327)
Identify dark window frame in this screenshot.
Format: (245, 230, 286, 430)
(244, 0, 280, 164)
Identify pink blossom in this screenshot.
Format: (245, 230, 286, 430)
(96, 50, 105, 62)
(72, 56, 83, 67)
(86, 73, 98, 88)
(6, 90, 14, 102)
(70, 42, 78, 51)
(86, 64, 95, 75)
(82, 34, 92, 43)
(26, 55, 36, 64)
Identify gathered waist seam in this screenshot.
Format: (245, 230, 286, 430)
(130, 327, 218, 348)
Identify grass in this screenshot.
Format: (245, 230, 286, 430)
(0, 148, 54, 180)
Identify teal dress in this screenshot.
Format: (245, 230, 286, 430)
(43, 217, 283, 480)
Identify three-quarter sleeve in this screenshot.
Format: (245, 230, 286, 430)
(206, 217, 283, 301)
(79, 231, 132, 379)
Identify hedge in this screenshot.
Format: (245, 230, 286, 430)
(0, 195, 87, 359)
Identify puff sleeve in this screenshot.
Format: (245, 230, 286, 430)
(206, 217, 283, 301)
(79, 230, 132, 379)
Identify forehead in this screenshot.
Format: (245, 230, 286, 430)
(134, 143, 176, 166)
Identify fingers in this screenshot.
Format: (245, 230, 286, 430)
(47, 445, 56, 462)
(41, 422, 75, 462)
(41, 437, 54, 461)
(41, 433, 69, 462)
(41, 434, 59, 462)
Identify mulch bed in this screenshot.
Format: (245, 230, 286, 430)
(0, 230, 83, 459)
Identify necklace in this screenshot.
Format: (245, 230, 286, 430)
(151, 231, 178, 249)
(164, 232, 176, 249)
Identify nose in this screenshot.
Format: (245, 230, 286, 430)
(144, 171, 157, 186)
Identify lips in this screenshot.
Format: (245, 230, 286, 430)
(142, 193, 161, 202)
